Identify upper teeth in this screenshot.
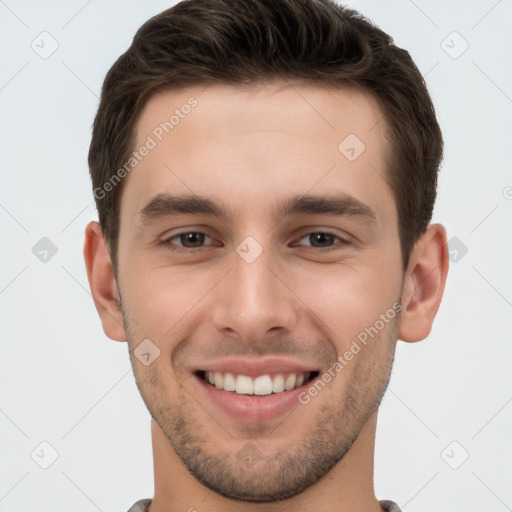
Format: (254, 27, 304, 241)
(204, 371, 310, 395)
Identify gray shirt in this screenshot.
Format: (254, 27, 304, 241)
(127, 498, 403, 511)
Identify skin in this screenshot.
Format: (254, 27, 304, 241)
(84, 82, 449, 512)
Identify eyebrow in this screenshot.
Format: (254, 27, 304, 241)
(278, 194, 377, 226)
(137, 192, 377, 227)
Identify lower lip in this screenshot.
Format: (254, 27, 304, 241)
(195, 374, 310, 422)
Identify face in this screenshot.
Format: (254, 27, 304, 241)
(116, 82, 404, 501)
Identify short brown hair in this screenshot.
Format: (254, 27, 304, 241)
(88, 0, 443, 272)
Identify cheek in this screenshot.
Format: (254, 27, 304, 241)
(122, 263, 223, 336)
(289, 262, 399, 343)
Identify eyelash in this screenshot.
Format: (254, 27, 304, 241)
(160, 230, 351, 253)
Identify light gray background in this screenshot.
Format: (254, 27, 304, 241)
(1, 0, 511, 510)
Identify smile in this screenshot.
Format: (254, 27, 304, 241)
(192, 357, 322, 421)
(199, 370, 319, 395)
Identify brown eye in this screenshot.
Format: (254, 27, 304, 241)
(297, 232, 348, 248)
(163, 232, 215, 249)
(179, 232, 206, 247)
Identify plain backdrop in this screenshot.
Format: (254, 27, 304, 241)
(1, 1, 511, 511)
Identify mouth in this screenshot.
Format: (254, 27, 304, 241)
(193, 362, 321, 423)
(196, 370, 320, 395)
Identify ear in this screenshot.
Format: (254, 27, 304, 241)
(83, 221, 127, 342)
(398, 223, 449, 343)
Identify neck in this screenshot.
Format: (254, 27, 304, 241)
(147, 413, 384, 512)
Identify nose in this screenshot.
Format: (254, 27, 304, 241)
(211, 247, 298, 345)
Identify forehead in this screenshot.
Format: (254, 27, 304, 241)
(135, 82, 386, 151)
(122, 82, 395, 225)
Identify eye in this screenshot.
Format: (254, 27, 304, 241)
(160, 230, 350, 252)
(295, 231, 350, 249)
(162, 231, 216, 250)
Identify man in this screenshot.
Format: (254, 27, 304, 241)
(83, 0, 449, 510)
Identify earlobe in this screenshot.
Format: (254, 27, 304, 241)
(398, 224, 449, 343)
(83, 221, 127, 342)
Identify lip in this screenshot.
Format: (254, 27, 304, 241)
(195, 372, 313, 423)
(194, 356, 318, 378)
